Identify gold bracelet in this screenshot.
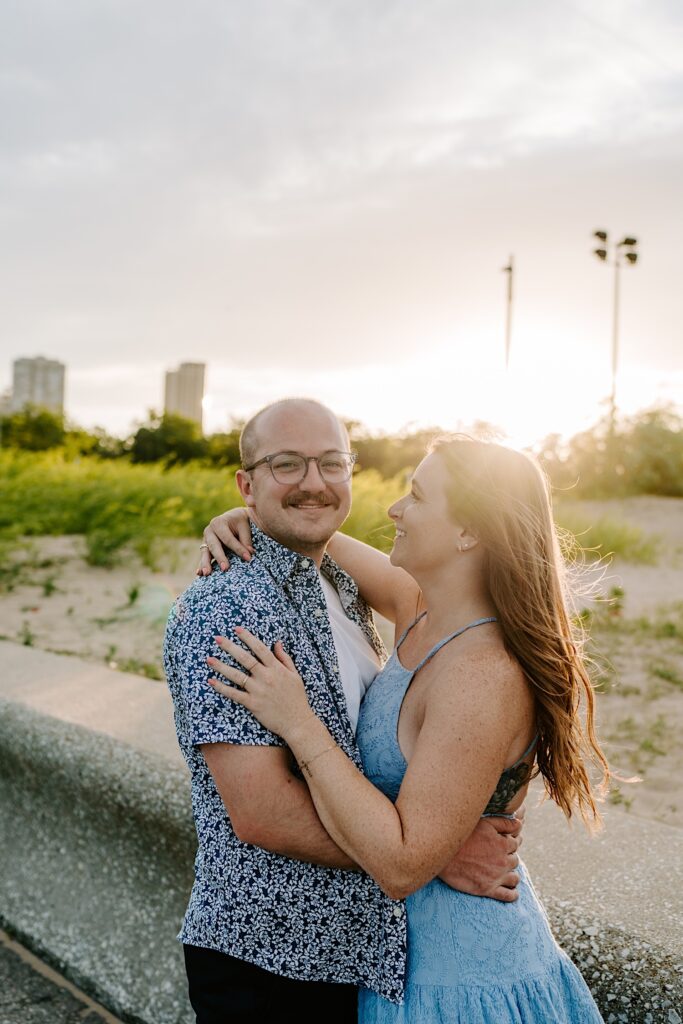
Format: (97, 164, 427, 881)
(298, 743, 337, 779)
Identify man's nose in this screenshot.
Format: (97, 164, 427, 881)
(300, 459, 327, 491)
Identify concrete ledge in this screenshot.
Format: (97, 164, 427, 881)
(1, 641, 683, 1023)
(0, 642, 195, 1024)
(523, 797, 683, 1021)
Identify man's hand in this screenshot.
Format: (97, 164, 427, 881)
(438, 809, 524, 903)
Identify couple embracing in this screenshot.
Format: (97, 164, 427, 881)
(164, 398, 606, 1023)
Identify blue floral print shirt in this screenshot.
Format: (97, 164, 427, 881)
(164, 525, 406, 1003)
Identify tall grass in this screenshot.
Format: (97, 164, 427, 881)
(0, 450, 663, 568)
(0, 450, 241, 566)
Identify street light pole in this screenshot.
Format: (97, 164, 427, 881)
(610, 253, 620, 428)
(592, 231, 639, 435)
(502, 255, 514, 371)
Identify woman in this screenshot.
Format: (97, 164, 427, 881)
(202, 436, 606, 1022)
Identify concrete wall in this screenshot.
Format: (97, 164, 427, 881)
(0, 642, 195, 1024)
(1, 640, 682, 1023)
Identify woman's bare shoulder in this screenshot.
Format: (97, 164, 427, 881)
(415, 642, 532, 777)
(433, 639, 530, 712)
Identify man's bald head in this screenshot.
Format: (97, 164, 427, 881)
(239, 399, 350, 467)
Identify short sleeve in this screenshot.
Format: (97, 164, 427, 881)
(167, 582, 285, 749)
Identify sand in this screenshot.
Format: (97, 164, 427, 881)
(1, 495, 681, 828)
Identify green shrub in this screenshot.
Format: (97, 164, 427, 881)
(0, 450, 670, 569)
(539, 406, 683, 498)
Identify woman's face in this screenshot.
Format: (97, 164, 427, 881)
(388, 452, 468, 574)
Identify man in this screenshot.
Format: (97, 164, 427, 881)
(164, 398, 522, 1024)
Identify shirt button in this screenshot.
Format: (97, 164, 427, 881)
(313, 608, 324, 618)
(300, 558, 312, 570)
(393, 906, 402, 918)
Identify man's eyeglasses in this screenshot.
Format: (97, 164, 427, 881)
(243, 451, 358, 485)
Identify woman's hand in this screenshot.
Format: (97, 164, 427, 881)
(207, 628, 316, 741)
(197, 509, 255, 575)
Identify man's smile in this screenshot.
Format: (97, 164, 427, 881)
(286, 495, 337, 510)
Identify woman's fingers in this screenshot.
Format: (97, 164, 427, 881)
(207, 677, 252, 707)
(196, 509, 254, 575)
(206, 658, 252, 685)
(212, 636, 261, 672)
(273, 640, 297, 671)
(197, 540, 215, 576)
(206, 522, 232, 571)
(196, 526, 229, 575)
(213, 512, 254, 561)
(234, 627, 276, 665)
(227, 513, 255, 557)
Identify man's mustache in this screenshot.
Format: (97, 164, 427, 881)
(286, 493, 338, 508)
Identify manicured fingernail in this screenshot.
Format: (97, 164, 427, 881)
(214, 636, 224, 643)
(235, 626, 243, 633)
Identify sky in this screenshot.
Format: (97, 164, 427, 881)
(1, 0, 682, 447)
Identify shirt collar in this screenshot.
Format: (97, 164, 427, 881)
(249, 524, 304, 583)
(321, 551, 361, 612)
(248, 524, 361, 608)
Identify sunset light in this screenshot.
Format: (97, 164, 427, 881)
(1, 5, 682, 1019)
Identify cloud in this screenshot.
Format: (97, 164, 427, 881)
(2, 1, 681, 194)
(0, 0, 681, 437)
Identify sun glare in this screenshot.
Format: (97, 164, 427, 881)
(204, 333, 680, 451)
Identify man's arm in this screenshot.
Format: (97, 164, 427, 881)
(201, 742, 357, 868)
(168, 575, 356, 868)
(439, 813, 523, 903)
(203, 742, 522, 895)
(203, 741, 522, 893)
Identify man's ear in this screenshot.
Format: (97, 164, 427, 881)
(236, 469, 257, 509)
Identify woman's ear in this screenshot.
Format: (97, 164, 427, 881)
(457, 527, 479, 553)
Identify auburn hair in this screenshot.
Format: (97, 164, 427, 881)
(431, 435, 610, 827)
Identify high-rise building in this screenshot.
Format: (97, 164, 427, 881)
(164, 362, 205, 429)
(11, 357, 66, 414)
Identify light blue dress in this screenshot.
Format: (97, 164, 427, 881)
(356, 615, 604, 1023)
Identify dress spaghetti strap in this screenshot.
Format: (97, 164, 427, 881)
(395, 610, 427, 651)
(412, 616, 498, 674)
(506, 732, 539, 771)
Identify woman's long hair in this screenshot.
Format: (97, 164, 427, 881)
(432, 435, 610, 826)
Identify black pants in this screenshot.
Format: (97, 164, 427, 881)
(183, 944, 358, 1024)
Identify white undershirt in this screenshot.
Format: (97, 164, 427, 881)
(320, 576, 381, 734)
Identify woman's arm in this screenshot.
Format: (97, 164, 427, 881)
(208, 630, 523, 900)
(196, 508, 419, 627)
(327, 532, 420, 625)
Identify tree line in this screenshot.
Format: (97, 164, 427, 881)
(1, 405, 681, 498)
